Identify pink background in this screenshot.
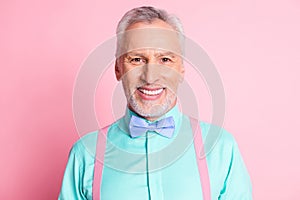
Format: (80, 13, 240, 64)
(1, 0, 299, 199)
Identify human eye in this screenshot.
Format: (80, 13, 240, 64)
(130, 57, 146, 65)
(160, 57, 173, 63)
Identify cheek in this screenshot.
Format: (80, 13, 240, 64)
(122, 72, 141, 91)
(162, 70, 182, 90)
(122, 62, 138, 74)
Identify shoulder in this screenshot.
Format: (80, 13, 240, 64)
(199, 121, 239, 156)
(200, 121, 237, 143)
(69, 121, 119, 161)
(69, 130, 99, 164)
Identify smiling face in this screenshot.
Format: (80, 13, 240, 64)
(115, 19, 185, 121)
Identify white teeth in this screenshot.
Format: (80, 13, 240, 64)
(140, 88, 163, 95)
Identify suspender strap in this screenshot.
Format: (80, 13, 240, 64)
(92, 126, 109, 200)
(190, 117, 211, 200)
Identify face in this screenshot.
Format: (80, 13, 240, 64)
(115, 19, 185, 121)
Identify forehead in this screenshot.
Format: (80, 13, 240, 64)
(119, 20, 182, 57)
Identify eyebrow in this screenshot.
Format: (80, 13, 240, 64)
(155, 51, 177, 57)
(125, 53, 145, 57)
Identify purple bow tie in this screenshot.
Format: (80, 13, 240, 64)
(129, 115, 175, 138)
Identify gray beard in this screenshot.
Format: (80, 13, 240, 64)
(128, 94, 174, 119)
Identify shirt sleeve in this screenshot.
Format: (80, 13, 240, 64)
(218, 138, 252, 200)
(58, 144, 88, 200)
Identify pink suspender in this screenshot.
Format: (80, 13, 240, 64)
(189, 117, 211, 200)
(92, 126, 109, 200)
(92, 118, 211, 200)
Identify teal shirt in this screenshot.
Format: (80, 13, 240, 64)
(59, 106, 252, 199)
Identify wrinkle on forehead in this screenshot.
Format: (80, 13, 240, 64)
(117, 28, 183, 58)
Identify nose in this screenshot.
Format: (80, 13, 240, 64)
(141, 63, 159, 84)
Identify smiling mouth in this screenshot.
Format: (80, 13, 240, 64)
(138, 88, 164, 96)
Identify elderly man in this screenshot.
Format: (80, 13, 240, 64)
(59, 6, 252, 200)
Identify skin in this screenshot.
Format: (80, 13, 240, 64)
(115, 19, 185, 121)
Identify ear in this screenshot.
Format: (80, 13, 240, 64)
(115, 59, 122, 81)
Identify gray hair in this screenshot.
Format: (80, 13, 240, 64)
(115, 6, 184, 57)
(116, 6, 184, 35)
